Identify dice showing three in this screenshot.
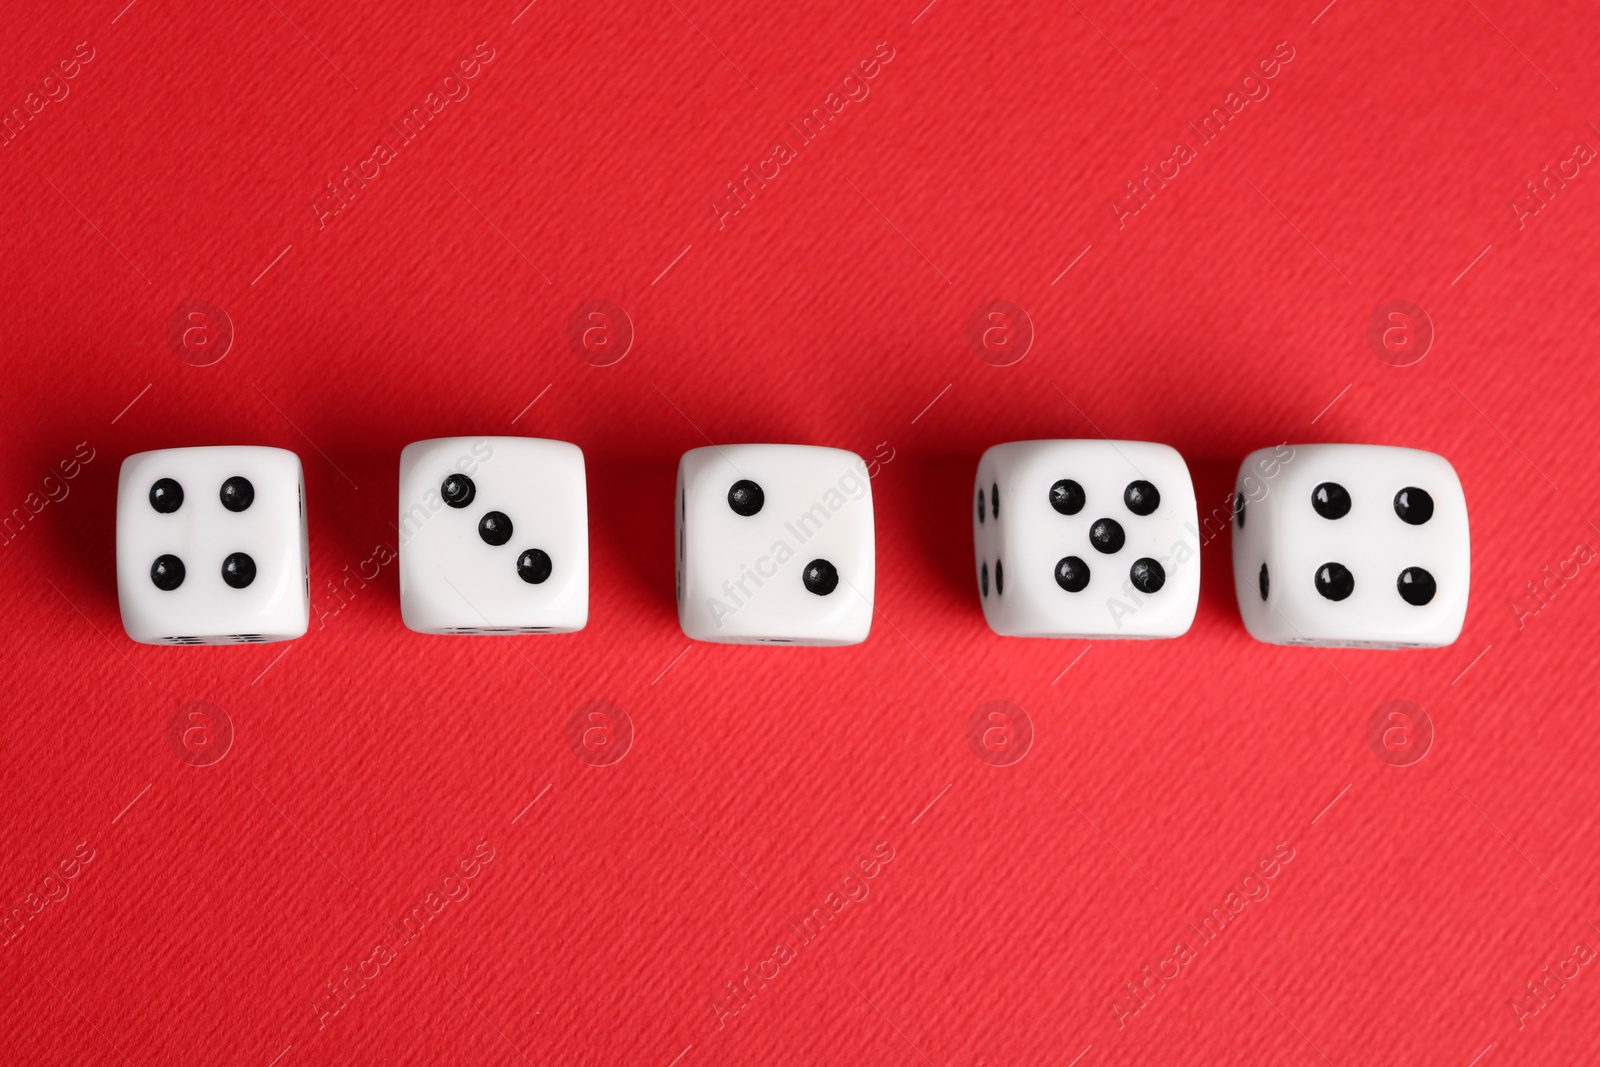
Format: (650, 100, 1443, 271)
(1231, 443, 1469, 648)
(676, 444, 875, 645)
(974, 441, 1201, 638)
(116, 446, 309, 644)
(398, 437, 589, 634)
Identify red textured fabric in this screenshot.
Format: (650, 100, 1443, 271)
(2, 1, 1598, 1064)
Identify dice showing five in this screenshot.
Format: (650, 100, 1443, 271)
(1231, 443, 1469, 648)
(974, 440, 1201, 639)
(398, 437, 589, 634)
(676, 444, 875, 645)
(116, 446, 309, 644)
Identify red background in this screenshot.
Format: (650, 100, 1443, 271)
(3, 0, 1599, 1063)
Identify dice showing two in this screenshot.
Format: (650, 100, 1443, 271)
(115, 439, 1469, 648)
(676, 444, 875, 645)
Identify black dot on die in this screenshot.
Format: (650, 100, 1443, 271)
(1055, 555, 1090, 592)
(991, 484, 999, 520)
(517, 549, 553, 584)
(1258, 563, 1269, 600)
(1397, 566, 1436, 605)
(1311, 482, 1352, 520)
(1315, 562, 1355, 601)
(1089, 518, 1125, 554)
(1049, 479, 1085, 515)
(479, 511, 513, 546)
(221, 552, 256, 589)
(1235, 493, 1246, 528)
(1129, 557, 1165, 593)
(1124, 481, 1160, 516)
(219, 476, 254, 512)
(728, 480, 764, 516)
(977, 488, 985, 524)
(980, 561, 988, 597)
(441, 474, 476, 508)
(995, 559, 1003, 595)
(150, 554, 186, 590)
(1394, 488, 1434, 525)
(803, 559, 838, 596)
(149, 478, 184, 513)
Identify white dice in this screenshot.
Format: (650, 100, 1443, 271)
(974, 440, 1200, 639)
(398, 437, 588, 634)
(116, 446, 309, 645)
(1231, 443, 1469, 648)
(676, 444, 875, 645)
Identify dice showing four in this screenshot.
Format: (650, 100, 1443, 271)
(676, 444, 876, 645)
(973, 440, 1201, 639)
(111, 438, 1471, 649)
(116, 446, 310, 645)
(398, 437, 589, 634)
(1231, 443, 1470, 648)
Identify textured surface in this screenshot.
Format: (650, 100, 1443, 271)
(2, 0, 1599, 1064)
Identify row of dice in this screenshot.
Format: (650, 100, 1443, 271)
(975, 440, 1468, 648)
(116, 438, 1469, 649)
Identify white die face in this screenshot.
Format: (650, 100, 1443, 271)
(677, 445, 875, 645)
(398, 437, 588, 634)
(1231, 444, 1470, 648)
(974, 441, 1200, 639)
(116, 446, 309, 645)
